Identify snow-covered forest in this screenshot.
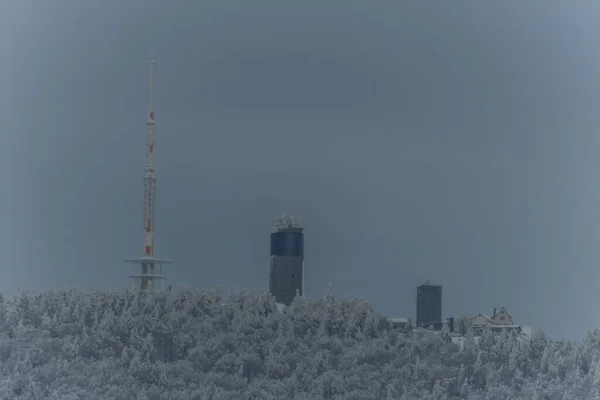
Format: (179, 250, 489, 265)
(0, 286, 599, 399)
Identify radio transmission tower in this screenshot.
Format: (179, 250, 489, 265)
(125, 61, 171, 292)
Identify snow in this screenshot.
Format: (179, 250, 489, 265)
(275, 302, 286, 313)
(0, 287, 592, 399)
(521, 325, 533, 338)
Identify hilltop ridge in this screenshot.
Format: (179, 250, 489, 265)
(0, 287, 597, 399)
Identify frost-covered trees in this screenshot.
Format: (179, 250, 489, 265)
(0, 287, 598, 399)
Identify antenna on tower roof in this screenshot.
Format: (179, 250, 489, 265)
(274, 213, 301, 230)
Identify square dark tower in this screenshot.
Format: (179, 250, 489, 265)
(269, 215, 304, 306)
(416, 283, 442, 328)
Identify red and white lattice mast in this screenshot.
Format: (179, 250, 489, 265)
(125, 61, 171, 292)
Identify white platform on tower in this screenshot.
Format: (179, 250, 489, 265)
(129, 274, 167, 279)
(125, 257, 172, 264)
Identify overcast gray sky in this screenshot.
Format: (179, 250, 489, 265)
(2, 0, 600, 340)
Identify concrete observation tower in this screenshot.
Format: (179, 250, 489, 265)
(269, 214, 304, 306)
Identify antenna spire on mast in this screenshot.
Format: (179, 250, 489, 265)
(149, 60, 155, 121)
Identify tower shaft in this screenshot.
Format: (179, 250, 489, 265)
(269, 214, 304, 306)
(143, 61, 156, 259)
(142, 61, 157, 291)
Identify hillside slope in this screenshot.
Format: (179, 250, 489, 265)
(0, 286, 597, 399)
